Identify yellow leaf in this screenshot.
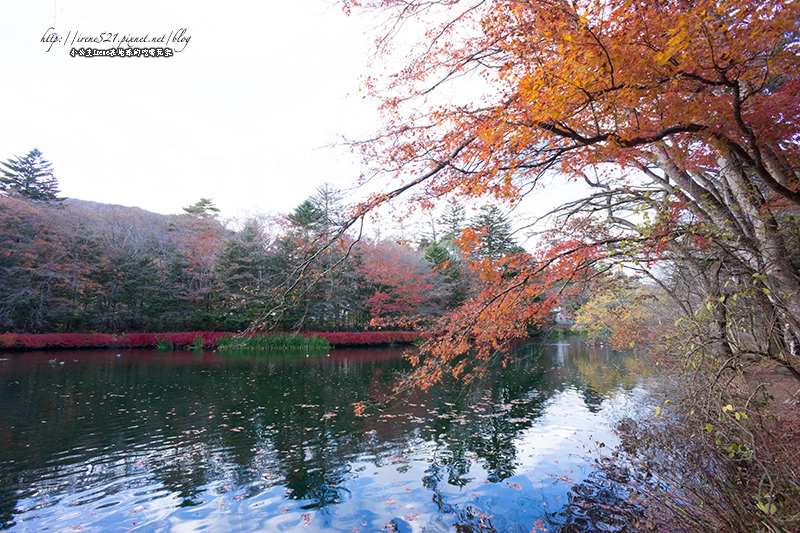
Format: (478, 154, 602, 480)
(757, 502, 777, 515)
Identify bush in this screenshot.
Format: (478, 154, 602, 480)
(311, 331, 419, 346)
(116, 332, 158, 347)
(612, 360, 800, 533)
(0, 330, 420, 351)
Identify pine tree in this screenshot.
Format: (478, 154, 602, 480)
(182, 197, 220, 216)
(469, 205, 522, 260)
(424, 240, 466, 308)
(0, 148, 62, 202)
(288, 199, 323, 228)
(438, 199, 466, 245)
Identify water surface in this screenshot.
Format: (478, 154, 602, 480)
(0, 337, 651, 532)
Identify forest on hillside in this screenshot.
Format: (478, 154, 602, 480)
(0, 171, 524, 334)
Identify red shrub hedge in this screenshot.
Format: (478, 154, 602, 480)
(115, 332, 158, 347)
(0, 333, 118, 349)
(309, 331, 419, 346)
(0, 330, 420, 350)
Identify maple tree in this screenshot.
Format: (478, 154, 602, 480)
(339, 0, 800, 385)
(358, 238, 442, 325)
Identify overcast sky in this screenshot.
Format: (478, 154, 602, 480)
(1, 0, 380, 218)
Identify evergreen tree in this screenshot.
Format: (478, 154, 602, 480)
(287, 184, 344, 234)
(438, 199, 467, 244)
(183, 197, 220, 216)
(288, 199, 323, 229)
(424, 240, 466, 308)
(0, 148, 62, 202)
(310, 183, 344, 232)
(278, 185, 352, 330)
(469, 205, 523, 260)
(215, 219, 271, 329)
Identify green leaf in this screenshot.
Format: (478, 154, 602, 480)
(757, 501, 777, 515)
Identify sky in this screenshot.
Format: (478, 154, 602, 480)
(1, 0, 381, 219)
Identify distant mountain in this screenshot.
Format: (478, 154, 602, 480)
(62, 197, 175, 221)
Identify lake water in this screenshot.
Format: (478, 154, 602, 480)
(0, 337, 652, 532)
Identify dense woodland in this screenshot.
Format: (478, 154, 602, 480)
(0, 153, 524, 334)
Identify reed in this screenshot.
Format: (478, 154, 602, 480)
(216, 333, 330, 352)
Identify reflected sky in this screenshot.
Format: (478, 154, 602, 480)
(0, 338, 651, 532)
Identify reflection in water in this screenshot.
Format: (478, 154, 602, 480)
(0, 337, 650, 532)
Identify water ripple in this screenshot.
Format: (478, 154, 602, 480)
(1, 340, 650, 532)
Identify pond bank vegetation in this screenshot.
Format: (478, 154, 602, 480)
(609, 365, 800, 532)
(0, 330, 420, 352)
(573, 317, 800, 532)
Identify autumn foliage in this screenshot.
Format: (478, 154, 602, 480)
(340, 0, 800, 389)
(0, 191, 452, 336)
(348, 0, 798, 191)
(358, 239, 440, 323)
(337, 5, 800, 528)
